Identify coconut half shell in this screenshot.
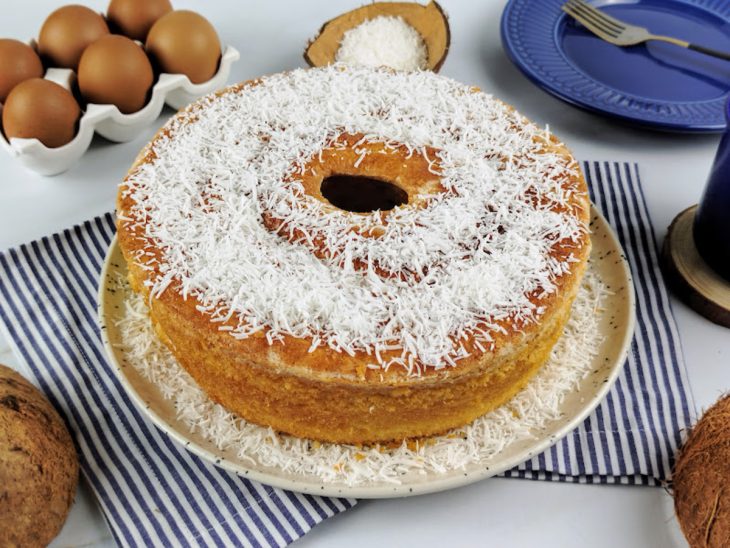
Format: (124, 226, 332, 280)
(673, 394, 730, 547)
(304, 1, 450, 72)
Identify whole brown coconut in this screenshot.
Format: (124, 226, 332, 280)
(673, 394, 730, 547)
(0, 364, 78, 548)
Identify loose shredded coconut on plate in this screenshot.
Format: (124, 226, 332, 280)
(335, 15, 428, 71)
(115, 264, 607, 486)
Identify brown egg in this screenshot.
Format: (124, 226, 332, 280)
(0, 39, 44, 103)
(107, 0, 173, 41)
(2, 78, 80, 148)
(38, 5, 109, 69)
(146, 10, 220, 84)
(78, 35, 153, 114)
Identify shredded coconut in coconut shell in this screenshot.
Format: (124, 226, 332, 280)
(335, 15, 428, 70)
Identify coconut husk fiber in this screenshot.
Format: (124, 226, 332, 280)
(0, 363, 78, 547)
(673, 394, 730, 547)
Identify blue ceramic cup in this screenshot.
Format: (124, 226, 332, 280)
(694, 99, 730, 281)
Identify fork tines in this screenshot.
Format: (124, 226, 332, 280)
(562, 0, 623, 38)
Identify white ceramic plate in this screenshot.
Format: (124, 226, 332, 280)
(98, 205, 635, 498)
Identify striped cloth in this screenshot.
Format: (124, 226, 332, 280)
(0, 162, 694, 546)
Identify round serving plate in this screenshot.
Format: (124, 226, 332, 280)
(501, 0, 730, 132)
(98, 205, 635, 498)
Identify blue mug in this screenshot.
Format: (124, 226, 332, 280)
(694, 98, 730, 281)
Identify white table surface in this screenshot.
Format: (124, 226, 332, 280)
(1, 1, 728, 546)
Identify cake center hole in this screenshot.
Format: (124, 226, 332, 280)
(320, 175, 408, 213)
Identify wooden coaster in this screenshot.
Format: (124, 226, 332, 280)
(661, 205, 730, 328)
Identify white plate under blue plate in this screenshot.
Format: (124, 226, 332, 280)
(501, 0, 730, 132)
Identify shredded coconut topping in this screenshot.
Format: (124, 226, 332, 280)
(121, 66, 587, 372)
(334, 15, 428, 71)
(116, 265, 608, 486)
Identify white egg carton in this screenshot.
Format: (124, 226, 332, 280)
(0, 44, 239, 176)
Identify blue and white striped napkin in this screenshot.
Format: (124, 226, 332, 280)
(0, 162, 695, 546)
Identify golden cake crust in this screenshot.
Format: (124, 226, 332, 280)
(117, 72, 591, 444)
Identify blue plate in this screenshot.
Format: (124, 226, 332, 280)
(501, 0, 730, 132)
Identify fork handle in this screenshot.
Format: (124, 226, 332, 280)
(654, 35, 730, 61)
(687, 43, 730, 62)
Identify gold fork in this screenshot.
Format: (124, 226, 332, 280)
(562, 0, 730, 61)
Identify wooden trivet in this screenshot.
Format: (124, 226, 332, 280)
(661, 205, 730, 328)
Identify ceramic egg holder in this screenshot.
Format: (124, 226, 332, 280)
(0, 42, 239, 176)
